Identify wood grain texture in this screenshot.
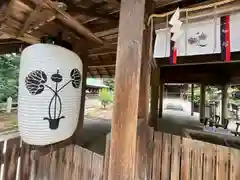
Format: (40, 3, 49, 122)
(170, 135, 181, 180)
(103, 134, 111, 180)
(3, 137, 20, 180)
(108, 0, 146, 179)
(149, 68, 160, 128)
(19, 142, 31, 180)
(181, 138, 191, 180)
(152, 132, 163, 180)
(74, 56, 88, 140)
(161, 133, 171, 180)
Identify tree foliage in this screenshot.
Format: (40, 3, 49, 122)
(103, 78, 114, 91)
(0, 53, 20, 102)
(98, 88, 113, 108)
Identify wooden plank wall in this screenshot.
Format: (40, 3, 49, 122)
(104, 129, 240, 180)
(151, 131, 240, 180)
(0, 136, 31, 180)
(33, 145, 104, 180)
(0, 135, 104, 180)
(1, 130, 240, 180)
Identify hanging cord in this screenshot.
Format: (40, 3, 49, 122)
(213, 5, 217, 53)
(147, 0, 235, 26)
(165, 15, 169, 57)
(185, 10, 189, 56)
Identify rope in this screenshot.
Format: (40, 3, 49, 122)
(147, 0, 235, 26)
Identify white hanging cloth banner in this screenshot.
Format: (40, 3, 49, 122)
(153, 12, 240, 59)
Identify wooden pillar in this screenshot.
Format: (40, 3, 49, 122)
(73, 58, 87, 142)
(136, 1, 155, 179)
(108, 0, 146, 179)
(138, 32, 151, 120)
(149, 68, 160, 128)
(158, 78, 164, 119)
(191, 84, 194, 116)
(200, 84, 206, 120)
(221, 84, 228, 125)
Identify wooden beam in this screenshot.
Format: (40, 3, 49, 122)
(191, 84, 194, 116)
(73, 56, 88, 142)
(94, 28, 118, 38)
(158, 52, 240, 66)
(82, 8, 119, 24)
(149, 68, 160, 128)
(0, 0, 15, 23)
(200, 83, 206, 120)
(17, 6, 42, 37)
(30, 0, 103, 44)
(88, 63, 115, 68)
(154, 0, 240, 29)
(0, 28, 39, 44)
(88, 43, 117, 54)
(69, 5, 118, 23)
(108, 0, 146, 179)
(104, 0, 121, 5)
(221, 84, 228, 124)
(158, 79, 164, 118)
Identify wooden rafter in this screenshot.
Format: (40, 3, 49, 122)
(17, 5, 42, 37)
(98, 55, 112, 71)
(104, 66, 111, 76)
(27, 15, 56, 34)
(69, 4, 118, 23)
(95, 68, 102, 77)
(0, 26, 39, 44)
(87, 68, 94, 77)
(94, 28, 118, 38)
(29, 0, 104, 44)
(82, 8, 119, 24)
(88, 51, 116, 57)
(87, 43, 117, 54)
(105, 0, 121, 5)
(0, 0, 15, 25)
(154, 0, 240, 27)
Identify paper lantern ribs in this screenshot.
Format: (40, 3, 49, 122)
(18, 44, 83, 146)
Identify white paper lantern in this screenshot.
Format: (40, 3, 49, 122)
(18, 43, 82, 145)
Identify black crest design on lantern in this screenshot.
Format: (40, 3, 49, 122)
(25, 69, 82, 130)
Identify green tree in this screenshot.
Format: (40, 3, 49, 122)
(103, 78, 114, 91)
(98, 88, 113, 109)
(0, 53, 20, 102)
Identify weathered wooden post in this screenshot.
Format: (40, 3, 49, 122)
(221, 84, 228, 125)
(136, 0, 155, 179)
(200, 83, 206, 121)
(191, 84, 194, 116)
(158, 79, 164, 119)
(74, 54, 88, 142)
(150, 69, 160, 128)
(108, 0, 147, 179)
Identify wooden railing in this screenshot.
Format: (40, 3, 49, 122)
(104, 127, 240, 180)
(31, 145, 104, 180)
(0, 131, 104, 180)
(1, 127, 240, 180)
